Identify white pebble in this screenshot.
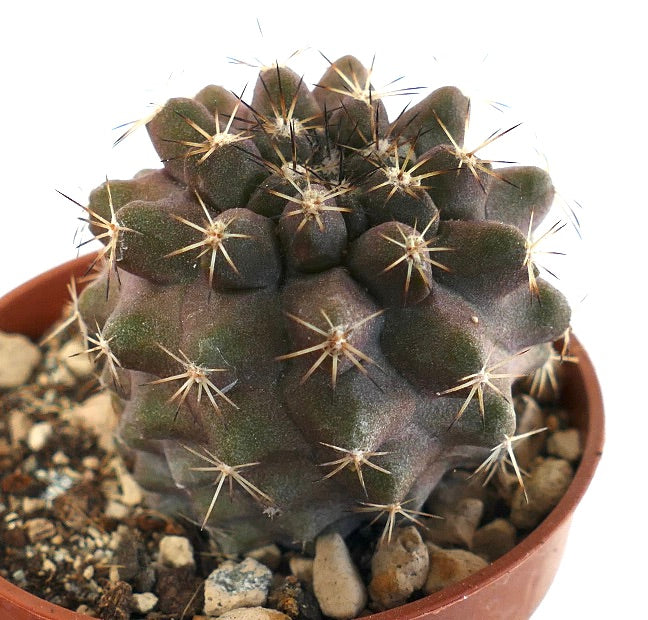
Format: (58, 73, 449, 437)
(22, 497, 46, 515)
(425, 498, 484, 548)
(514, 394, 547, 470)
(289, 555, 314, 584)
(27, 422, 53, 451)
(0, 332, 41, 389)
(82, 456, 101, 470)
(369, 526, 429, 609)
(54, 548, 71, 563)
(25, 517, 56, 542)
(510, 458, 573, 529)
(8, 410, 30, 446)
(76, 605, 94, 615)
(313, 532, 367, 619)
(117, 468, 143, 506)
(49, 363, 76, 387)
(159, 535, 195, 568)
(52, 450, 70, 466)
(104, 500, 130, 520)
(63, 392, 117, 452)
(132, 592, 158, 614)
(424, 544, 489, 594)
(204, 557, 272, 616)
(472, 519, 518, 562)
(12, 569, 25, 582)
(547, 429, 582, 462)
(59, 339, 95, 378)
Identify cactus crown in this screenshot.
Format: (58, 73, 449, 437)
(73, 54, 570, 552)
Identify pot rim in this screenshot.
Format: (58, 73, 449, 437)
(0, 254, 605, 620)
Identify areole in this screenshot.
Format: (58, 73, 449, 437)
(0, 254, 604, 620)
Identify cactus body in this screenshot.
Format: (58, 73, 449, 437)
(78, 56, 570, 552)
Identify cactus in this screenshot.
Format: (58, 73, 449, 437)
(72, 55, 570, 553)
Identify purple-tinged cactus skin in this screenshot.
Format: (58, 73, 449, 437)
(76, 55, 570, 553)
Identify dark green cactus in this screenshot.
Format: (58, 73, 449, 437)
(75, 55, 570, 553)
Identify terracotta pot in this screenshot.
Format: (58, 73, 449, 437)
(0, 255, 604, 620)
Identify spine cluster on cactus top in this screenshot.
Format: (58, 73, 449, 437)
(60, 54, 572, 552)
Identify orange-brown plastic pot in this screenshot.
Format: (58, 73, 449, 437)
(0, 255, 604, 620)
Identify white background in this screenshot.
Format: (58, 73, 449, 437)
(1, 1, 645, 617)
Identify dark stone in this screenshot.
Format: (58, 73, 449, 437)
(98, 580, 132, 620)
(154, 564, 203, 616)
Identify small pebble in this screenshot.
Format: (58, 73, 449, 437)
(514, 394, 548, 471)
(369, 526, 429, 610)
(108, 529, 122, 551)
(76, 605, 95, 615)
(27, 422, 53, 451)
(63, 392, 117, 451)
(510, 458, 574, 529)
(204, 557, 273, 616)
(22, 497, 46, 514)
(25, 517, 56, 542)
(82, 456, 101, 470)
(424, 498, 484, 549)
(425, 469, 494, 520)
(113, 461, 143, 506)
(59, 338, 95, 378)
(218, 609, 291, 620)
(109, 566, 121, 583)
(131, 592, 158, 614)
(119, 469, 144, 506)
(313, 532, 367, 619)
(22, 454, 38, 473)
(12, 569, 25, 582)
(289, 555, 314, 584)
(52, 450, 70, 466)
(424, 544, 489, 594)
(547, 429, 582, 462)
(546, 409, 569, 432)
(105, 500, 130, 520)
(49, 363, 77, 387)
(159, 535, 195, 568)
(8, 409, 30, 446)
(0, 331, 42, 389)
(472, 518, 517, 562)
(246, 543, 282, 570)
(492, 468, 520, 504)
